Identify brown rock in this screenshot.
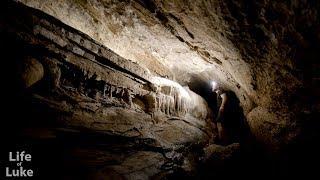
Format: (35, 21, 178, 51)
(20, 57, 44, 88)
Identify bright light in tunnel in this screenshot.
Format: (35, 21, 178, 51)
(211, 81, 217, 90)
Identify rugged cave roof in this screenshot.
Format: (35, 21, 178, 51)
(17, 0, 319, 147)
(1, 0, 319, 179)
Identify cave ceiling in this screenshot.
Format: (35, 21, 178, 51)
(15, 0, 320, 150)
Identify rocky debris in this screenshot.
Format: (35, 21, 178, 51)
(109, 151, 166, 180)
(198, 143, 241, 178)
(203, 143, 240, 162)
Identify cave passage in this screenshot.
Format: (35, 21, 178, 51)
(1, 0, 320, 179)
(188, 78, 249, 145)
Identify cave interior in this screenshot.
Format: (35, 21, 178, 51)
(1, 0, 320, 179)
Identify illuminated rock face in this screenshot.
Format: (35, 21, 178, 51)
(17, 0, 320, 151)
(2, 0, 320, 179)
(1, 2, 214, 178)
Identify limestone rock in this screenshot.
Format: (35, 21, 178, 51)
(247, 107, 298, 151)
(20, 57, 44, 88)
(109, 151, 166, 180)
(2, 0, 319, 179)
(203, 143, 240, 162)
(16, 0, 320, 151)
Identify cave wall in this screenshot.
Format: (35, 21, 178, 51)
(16, 0, 320, 151)
(15, 0, 252, 112)
(220, 0, 320, 150)
(1, 1, 216, 178)
(1, 0, 320, 178)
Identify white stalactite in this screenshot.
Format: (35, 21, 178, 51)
(150, 76, 192, 116)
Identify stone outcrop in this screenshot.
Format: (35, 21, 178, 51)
(1, 0, 319, 179)
(15, 0, 320, 152)
(1, 1, 215, 178)
(19, 57, 44, 88)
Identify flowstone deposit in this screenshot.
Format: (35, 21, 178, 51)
(1, 0, 319, 179)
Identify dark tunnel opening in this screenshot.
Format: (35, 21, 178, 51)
(186, 75, 320, 178)
(186, 76, 284, 178)
(187, 78, 217, 117)
(187, 76, 249, 144)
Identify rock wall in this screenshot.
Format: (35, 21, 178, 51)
(1, 1, 215, 178)
(15, 0, 319, 151)
(1, 0, 319, 178)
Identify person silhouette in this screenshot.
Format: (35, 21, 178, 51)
(211, 82, 242, 145)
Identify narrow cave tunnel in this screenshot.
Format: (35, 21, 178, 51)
(1, 0, 320, 179)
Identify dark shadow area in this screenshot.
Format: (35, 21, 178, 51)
(187, 76, 217, 117)
(187, 76, 320, 178)
(188, 75, 250, 144)
(0, 3, 67, 178)
(187, 76, 269, 179)
(221, 0, 320, 178)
